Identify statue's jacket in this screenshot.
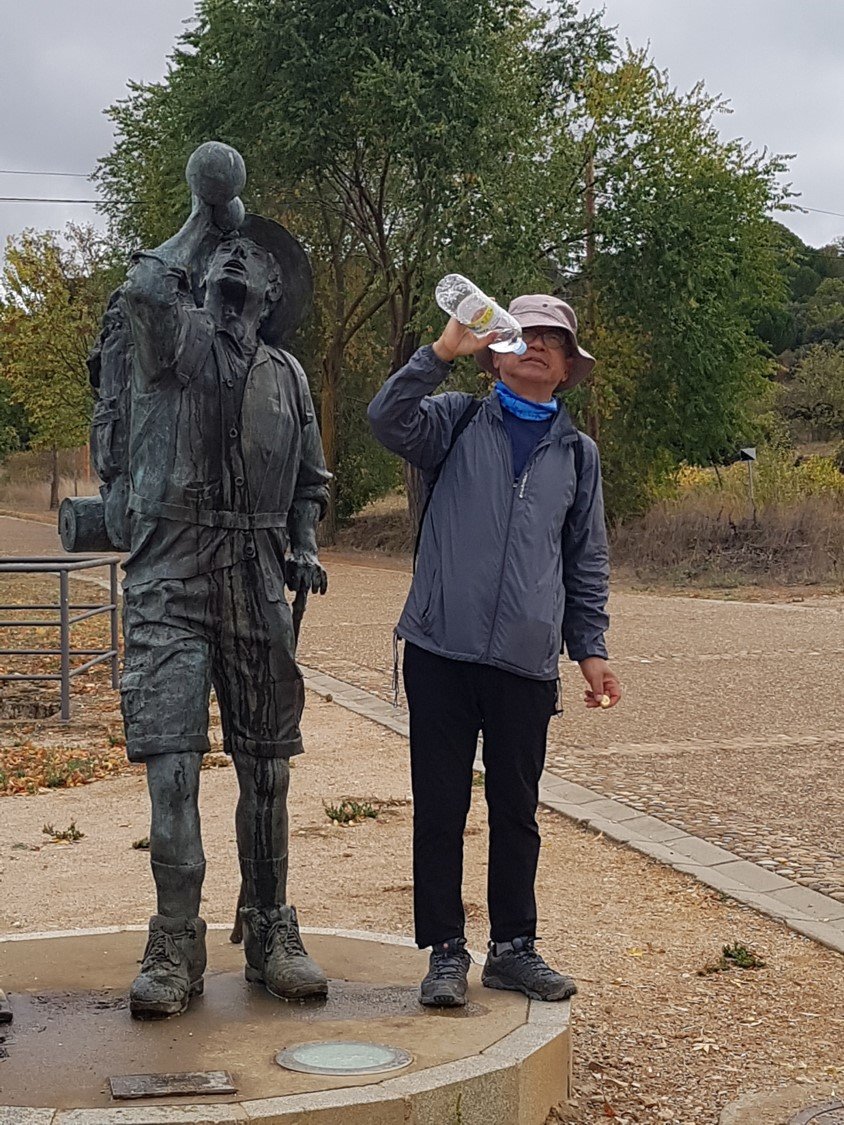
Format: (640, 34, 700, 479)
(121, 256, 330, 593)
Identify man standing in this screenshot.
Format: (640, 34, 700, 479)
(118, 146, 331, 1017)
(368, 296, 620, 1006)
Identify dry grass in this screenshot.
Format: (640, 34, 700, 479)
(0, 447, 99, 513)
(334, 490, 414, 555)
(613, 491, 844, 587)
(335, 458, 844, 589)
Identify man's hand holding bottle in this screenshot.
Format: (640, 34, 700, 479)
(432, 318, 499, 363)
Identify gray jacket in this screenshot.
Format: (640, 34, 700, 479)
(368, 345, 610, 681)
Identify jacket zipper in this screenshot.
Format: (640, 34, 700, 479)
(482, 418, 519, 662)
(483, 429, 579, 662)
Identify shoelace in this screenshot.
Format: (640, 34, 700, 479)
(429, 947, 469, 981)
(510, 943, 560, 981)
(264, 918, 306, 958)
(143, 929, 182, 969)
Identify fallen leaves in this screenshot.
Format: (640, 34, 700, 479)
(0, 741, 133, 794)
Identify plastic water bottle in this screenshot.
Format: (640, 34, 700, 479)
(435, 274, 527, 355)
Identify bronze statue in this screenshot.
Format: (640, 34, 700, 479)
(63, 142, 331, 1017)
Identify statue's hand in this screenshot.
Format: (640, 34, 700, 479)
(212, 197, 245, 233)
(286, 551, 328, 596)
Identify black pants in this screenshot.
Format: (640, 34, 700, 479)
(402, 642, 557, 948)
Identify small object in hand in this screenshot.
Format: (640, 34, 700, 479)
(600, 694, 611, 708)
(0, 989, 12, 1023)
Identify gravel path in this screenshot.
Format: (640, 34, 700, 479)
(298, 552, 844, 904)
(2, 514, 842, 901)
(2, 695, 843, 1124)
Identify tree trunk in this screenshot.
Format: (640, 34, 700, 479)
(318, 347, 340, 546)
(49, 447, 60, 510)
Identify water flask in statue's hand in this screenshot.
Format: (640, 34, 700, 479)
(435, 274, 527, 355)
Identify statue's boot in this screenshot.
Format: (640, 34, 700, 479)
(129, 914, 207, 1018)
(241, 904, 328, 1000)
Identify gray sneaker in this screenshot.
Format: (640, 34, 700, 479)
(420, 938, 471, 1007)
(130, 914, 207, 1018)
(241, 904, 328, 1000)
(482, 937, 577, 1001)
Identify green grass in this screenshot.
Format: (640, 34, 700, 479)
(323, 798, 379, 825)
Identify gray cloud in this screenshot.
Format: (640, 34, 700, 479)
(596, 0, 844, 246)
(0, 0, 841, 265)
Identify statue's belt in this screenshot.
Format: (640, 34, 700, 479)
(128, 491, 286, 530)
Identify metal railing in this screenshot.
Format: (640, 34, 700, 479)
(0, 555, 120, 721)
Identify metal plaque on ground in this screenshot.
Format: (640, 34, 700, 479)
(109, 1071, 237, 1100)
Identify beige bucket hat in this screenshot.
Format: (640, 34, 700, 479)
(476, 294, 595, 388)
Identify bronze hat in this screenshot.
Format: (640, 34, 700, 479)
(239, 213, 313, 348)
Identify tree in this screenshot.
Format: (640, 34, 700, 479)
(96, 3, 787, 527)
(0, 374, 29, 460)
(782, 343, 844, 441)
(0, 225, 122, 507)
(95, 0, 612, 536)
(565, 52, 788, 515)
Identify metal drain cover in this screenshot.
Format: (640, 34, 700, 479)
(789, 1102, 844, 1125)
(275, 1040, 412, 1076)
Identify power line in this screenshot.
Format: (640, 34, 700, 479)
(0, 169, 90, 178)
(795, 205, 844, 220)
(0, 197, 101, 203)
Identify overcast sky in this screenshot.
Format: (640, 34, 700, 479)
(1, 0, 842, 263)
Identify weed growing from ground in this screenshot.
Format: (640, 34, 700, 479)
(42, 820, 85, 843)
(698, 941, 766, 975)
(324, 798, 379, 825)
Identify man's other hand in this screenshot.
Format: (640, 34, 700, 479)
(578, 657, 622, 709)
(285, 551, 328, 596)
(432, 317, 499, 363)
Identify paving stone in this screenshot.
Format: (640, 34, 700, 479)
(0, 1111, 55, 1125)
(709, 860, 797, 893)
(617, 815, 689, 844)
(670, 864, 751, 895)
(787, 918, 844, 956)
(567, 798, 643, 824)
(538, 777, 602, 805)
(765, 885, 844, 922)
(665, 836, 741, 866)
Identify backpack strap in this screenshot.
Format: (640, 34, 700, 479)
(413, 397, 482, 572)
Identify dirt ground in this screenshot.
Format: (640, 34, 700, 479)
(1, 694, 843, 1125)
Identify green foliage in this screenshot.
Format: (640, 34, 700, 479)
(323, 797, 379, 825)
(0, 376, 28, 459)
(699, 942, 766, 975)
(782, 343, 844, 439)
(94, 3, 789, 525)
(0, 224, 122, 456)
(579, 53, 788, 516)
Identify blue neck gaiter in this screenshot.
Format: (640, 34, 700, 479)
(495, 380, 558, 421)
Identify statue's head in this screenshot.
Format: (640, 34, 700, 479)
(201, 214, 313, 349)
(202, 235, 282, 336)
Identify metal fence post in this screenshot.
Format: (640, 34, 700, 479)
(59, 568, 70, 722)
(110, 560, 120, 690)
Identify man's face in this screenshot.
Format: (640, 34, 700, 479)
(493, 325, 572, 391)
(203, 236, 279, 330)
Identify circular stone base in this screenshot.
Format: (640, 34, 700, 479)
(0, 926, 571, 1125)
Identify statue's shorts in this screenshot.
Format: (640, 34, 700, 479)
(120, 560, 304, 762)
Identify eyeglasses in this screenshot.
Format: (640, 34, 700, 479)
(521, 327, 570, 351)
